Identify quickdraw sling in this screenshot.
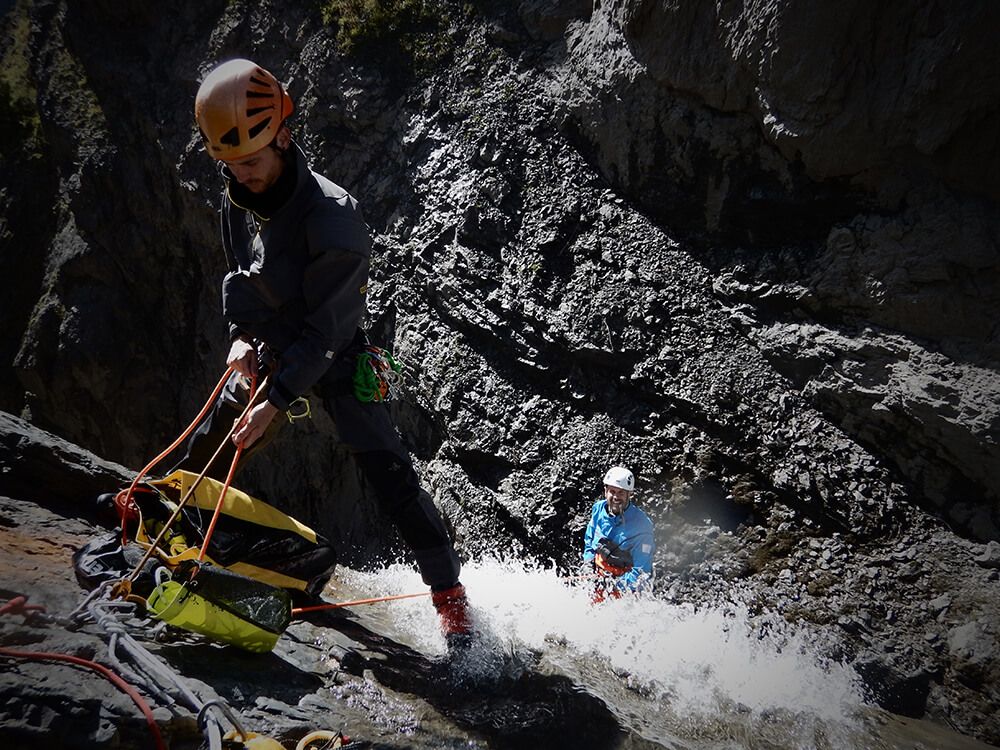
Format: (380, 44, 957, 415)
(353, 345, 403, 402)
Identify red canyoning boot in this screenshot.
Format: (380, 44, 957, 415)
(432, 583, 472, 649)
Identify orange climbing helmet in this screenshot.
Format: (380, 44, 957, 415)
(195, 58, 294, 161)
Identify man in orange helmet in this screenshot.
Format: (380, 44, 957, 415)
(183, 58, 470, 646)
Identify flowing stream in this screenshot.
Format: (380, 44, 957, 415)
(324, 559, 995, 750)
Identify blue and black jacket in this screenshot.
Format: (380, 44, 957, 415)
(583, 499, 655, 591)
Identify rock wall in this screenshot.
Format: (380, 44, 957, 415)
(2, 0, 1000, 740)
(549, 0, 1000, 537)
(0, 0, 1000, 739)
(1, 0, 997, 543)
(2, 0, 998, 548)
(556, 0, 1000, 234)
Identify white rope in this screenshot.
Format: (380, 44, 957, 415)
(71, 583, 232, 743)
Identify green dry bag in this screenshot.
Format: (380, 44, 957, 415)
(147, 560, 291, 653)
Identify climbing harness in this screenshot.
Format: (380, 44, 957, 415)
(594, 552, 631, 578)
(352, 345, 404, 402)
(588, 538, 634, 603)
(593, 537, 633, 577)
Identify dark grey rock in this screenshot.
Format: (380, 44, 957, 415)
(947, 620, 998, 688)
(854, 655, 934, 718)
(0, 411, 131, 510)
(2, 0, 1000, 746)
(974, 541, 1000, 569)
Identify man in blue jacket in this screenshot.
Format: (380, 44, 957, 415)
(182, 58, 470, 643)
(583, 466, 655, 597)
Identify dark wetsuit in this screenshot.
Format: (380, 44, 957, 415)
(175, 143, 461, 590)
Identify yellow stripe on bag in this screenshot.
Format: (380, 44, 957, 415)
(153, 469, 318, 542)
(135, 534, 309, 591)
(133, 533, 209, 567)
(227, 562, 309, 592)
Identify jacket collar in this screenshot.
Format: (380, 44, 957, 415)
(222, 143, 311, 221)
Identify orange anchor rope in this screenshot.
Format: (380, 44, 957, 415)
(118, 375, 270, 593)
(198, 373, 258, 560)
(117, 367, 235, 545)
(292, 591, 431, 616)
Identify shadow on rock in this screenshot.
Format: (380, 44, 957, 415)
(154, 639, 325, 708)
(300, 607, 629, 749)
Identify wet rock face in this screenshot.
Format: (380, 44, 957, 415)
(546, 0, 1000, 540)
(3, 0, 996, 551)
(1, 0, 1000, 744)
(0, 412, 131, 513)
(555, 0, 1000, 238)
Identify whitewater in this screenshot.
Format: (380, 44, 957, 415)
(322, 557, 975, 749)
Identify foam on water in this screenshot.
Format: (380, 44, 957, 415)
(333, 557, 868, 743)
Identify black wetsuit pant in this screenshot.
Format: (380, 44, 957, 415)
(171, 356, 461, 592)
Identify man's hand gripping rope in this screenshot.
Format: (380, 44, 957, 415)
(110, 374, 271, 601)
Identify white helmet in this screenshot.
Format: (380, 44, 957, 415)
(603, 466, 634, 492)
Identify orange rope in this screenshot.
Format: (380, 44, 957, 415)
(292, 591, 431, 616)
(0, 597, 166, 750)
(0, 595, 46, 618)
(197, 443, 243, 562)
(198, 374, 257, 561)
(0, 647, 167, 750)
(124, 375, 270, 585)
(119, 367, 234, 544)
